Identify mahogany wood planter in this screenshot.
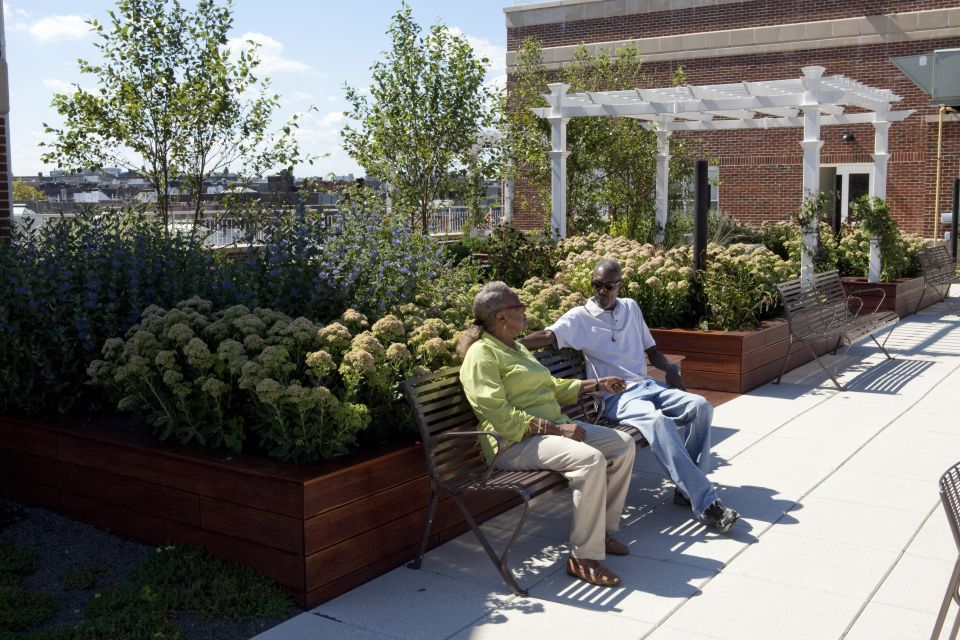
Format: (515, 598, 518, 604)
(650, 319, 830, 393)
(841, 276, 941, 318)
(0, 415, 520, 609)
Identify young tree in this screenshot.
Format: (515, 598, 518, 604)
(12, 180, 47, 201)
(41, 0, 306, 228)
(503, 38, 695, 241)
(342, 3, 497, 233)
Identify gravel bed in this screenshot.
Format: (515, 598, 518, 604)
(0, 498, 291, 639)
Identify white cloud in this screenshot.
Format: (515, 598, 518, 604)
(28, 15, 92, 43)
(449, 27, 506, 81)
(42, 78, 78, 94)
(230, 32, 312, 75)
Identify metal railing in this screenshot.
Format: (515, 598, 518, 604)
(428, 207, 503, 235)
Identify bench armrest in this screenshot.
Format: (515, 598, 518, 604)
(846, 286, 887, 315)
(580, 392, 607, 425)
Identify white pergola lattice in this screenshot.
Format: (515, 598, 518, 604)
(534, 66, 914, 279)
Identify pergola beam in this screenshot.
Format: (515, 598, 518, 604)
(534, 70, 908, 243)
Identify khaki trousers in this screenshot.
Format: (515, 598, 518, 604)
(493, 421, 635, 560)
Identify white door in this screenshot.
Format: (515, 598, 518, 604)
(826, 164, 874, 223)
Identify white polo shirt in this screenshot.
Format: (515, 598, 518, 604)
(547, 297, 656, 383)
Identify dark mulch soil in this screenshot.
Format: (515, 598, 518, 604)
(0, 499, 292, 640)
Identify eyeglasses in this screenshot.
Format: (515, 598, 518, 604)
(591, 280, 622, 292)
(501, 302, 526, 311)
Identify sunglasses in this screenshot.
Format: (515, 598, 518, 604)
(591, 280, 622, 292)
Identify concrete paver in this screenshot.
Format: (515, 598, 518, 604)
(253, 293, 960, 640)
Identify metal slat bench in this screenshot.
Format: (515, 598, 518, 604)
(774, 269, 899, 391)
(401, 347, 666, 596)
(917, 245, 960, 315)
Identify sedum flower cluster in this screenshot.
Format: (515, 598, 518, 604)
(836, 226, 924, 282)
(554, 234, 694, 328)
(89, 300, 464, 463)
(700, 243, 795, 330)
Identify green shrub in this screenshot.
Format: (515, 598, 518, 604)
(61, 567, 107, 591)
(89, 300, 465, 462)
(701, 243, 795, 330)
(547, 233, 792, 330)
(0, 586, 59, 632)
(0, 543, 37, 578)
(484, 223, 557, 287)
(133, 545, 292, 622)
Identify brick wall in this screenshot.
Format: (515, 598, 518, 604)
(507, 1, 958, 50)
(507, 19, 960, 236)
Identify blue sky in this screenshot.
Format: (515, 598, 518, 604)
(3, 0, 511, 179)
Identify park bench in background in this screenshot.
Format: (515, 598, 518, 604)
(775, 270, 898, 391)
(400, 347, 679, 596)
(917, 245, 960, 315)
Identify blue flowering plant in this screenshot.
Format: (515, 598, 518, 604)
(245, 183, 480, 323)
(0, 207, 238, 416)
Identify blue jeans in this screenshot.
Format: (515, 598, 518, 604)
(603, 378, 717, 514)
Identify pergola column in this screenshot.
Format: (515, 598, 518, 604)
(869, 117, 891, 282)
(655, 127, 672, 244)
(800, 66, 826, 280)
(547, 83, 570, 240)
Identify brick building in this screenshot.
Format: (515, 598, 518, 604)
(504, 0, 960, 237)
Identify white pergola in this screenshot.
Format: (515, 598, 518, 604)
(534, 66, 914, 279)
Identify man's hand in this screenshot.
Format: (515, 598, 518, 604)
(665, 364, 687, 391)
(556, 423, 586, 441)
(597, 376, 627, 394)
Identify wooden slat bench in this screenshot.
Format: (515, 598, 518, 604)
(400, 347, 678, 596)
(917, 245, 960, 315)
(774, 269, 899, 391)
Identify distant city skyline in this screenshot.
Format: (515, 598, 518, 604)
(3, 0, 510, 179)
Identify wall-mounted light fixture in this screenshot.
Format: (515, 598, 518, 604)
(841, 132, 855, 142)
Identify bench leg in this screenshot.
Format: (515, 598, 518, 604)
(806, 338, 845, 391)
(871, 332, 896, 359)
(449, 491, 531, 598)
(773, 339, 793, 385)
(930, 557, 960, 640)
(407, 485, 439, 570)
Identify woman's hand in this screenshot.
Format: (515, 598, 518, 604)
(597, 376, 627, 394)
(556, 423, 586, 441)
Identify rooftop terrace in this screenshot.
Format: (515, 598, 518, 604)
(255, 286, 960, 640)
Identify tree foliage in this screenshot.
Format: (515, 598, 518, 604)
(503, 38, 696, 241)
(12, 180, 46, 201)
(342, 3, 497, 233)
(41, 0, 307, 227)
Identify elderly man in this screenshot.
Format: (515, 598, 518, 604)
(521, 258, 739, 533)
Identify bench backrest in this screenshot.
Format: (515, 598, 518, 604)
(401, 366, 486, 487)
(919, 245, 955, 275)
(776, 269, 850, 335)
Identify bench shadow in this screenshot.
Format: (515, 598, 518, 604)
(842, 357, 936, 393)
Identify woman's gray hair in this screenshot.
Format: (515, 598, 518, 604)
(456, 281, 516, 358)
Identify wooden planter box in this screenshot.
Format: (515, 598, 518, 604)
(841, 276, 941, 318)
(0, 416, 520, 609)
(650, 319, 830, 393)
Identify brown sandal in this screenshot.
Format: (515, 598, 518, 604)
(605, 536, 629, 556)
(566, 557, 621, 587)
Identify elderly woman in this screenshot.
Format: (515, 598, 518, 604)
(457, 281, 636, 587)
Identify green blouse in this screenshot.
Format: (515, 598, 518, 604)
(460, 332, 581, 462)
